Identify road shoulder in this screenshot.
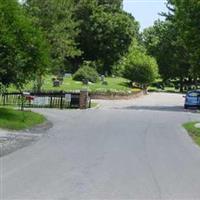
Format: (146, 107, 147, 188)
(0, 120, 52, 157)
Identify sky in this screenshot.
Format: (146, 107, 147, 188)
(123, 0, 168, 30)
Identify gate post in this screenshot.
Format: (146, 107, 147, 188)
(80, 89, 88, 109)
(60, 91, 63, 109)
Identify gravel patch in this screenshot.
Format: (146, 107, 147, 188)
(0, 121, 52, 157)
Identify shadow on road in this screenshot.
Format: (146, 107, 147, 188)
(118, 105, 198, 113)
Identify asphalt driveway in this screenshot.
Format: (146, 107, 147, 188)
(1, 93, 200, 199)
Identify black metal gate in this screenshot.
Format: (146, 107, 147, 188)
(0, 91, 91, 109)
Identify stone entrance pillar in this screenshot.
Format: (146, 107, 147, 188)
(80, 89, 88, 109)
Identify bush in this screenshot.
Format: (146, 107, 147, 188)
(73, 63, 99, 83)
(122, 49, 158, 87)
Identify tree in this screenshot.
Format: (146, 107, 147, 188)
(74, 0, 123, 10)
(143, 20, 190, 91)
(166, 0, 200, 77)
(122, 41, 158, 91)
(74, 0, 139, 74)
(97, 0, 123, 10)
(0, 0, 50, 90)
(25, 0, 81, 74)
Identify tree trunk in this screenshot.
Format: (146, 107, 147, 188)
(19, 89, 24, 111)
(194, 77, 198, 89)
(143, 84, 148, 95)
(36, 75, 43, 93)
(180, 77, 183, 93)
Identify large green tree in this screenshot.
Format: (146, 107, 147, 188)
(25, 0, 81, 74)
(166, 0, 200, 77)
(0, 0, 49, 89)
(122, 40, 158, 91)
(143, 20, 190, 91)
(97, 0, 123, 10)
(75, 0, 123, 10)
(74, 0, 139, 74)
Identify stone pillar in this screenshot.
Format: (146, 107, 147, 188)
(80, 89, 88, 109)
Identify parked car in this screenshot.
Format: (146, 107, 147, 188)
(184, 90, 200, 109)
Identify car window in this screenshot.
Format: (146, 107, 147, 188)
(188, 92, 200, 97)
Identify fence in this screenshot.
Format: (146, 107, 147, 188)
(0, 91, 91, 109)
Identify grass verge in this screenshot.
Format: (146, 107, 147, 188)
(0, 107, 45, 130)
(91, 102, 99, 108)
(183, 121, 200, 146)
(148, 86, 180, 93)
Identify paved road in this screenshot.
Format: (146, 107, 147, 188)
(1, 93, 200, 199)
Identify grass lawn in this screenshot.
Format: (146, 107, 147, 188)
(8, 76, 139, 94)
(0, 107, 45, 130)
(183, 122, 200, 146)
(148, 86, 180, 93)
(148, 78, 183, 93)
(91, 102, 99, 108)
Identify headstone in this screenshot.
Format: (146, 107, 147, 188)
(23, 92, 30, 96)
(53, 80, 60, 87)
(64, 73, 72, 78)
(100, 75, 105, 82)
(82, 79, 89, 85)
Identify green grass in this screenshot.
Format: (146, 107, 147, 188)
(7, 76, 138, 94)
(183, 122, 200, 146)
(148, 86, 179, 93)
(91, 102, 99, 108)
(0, 107, 45, 130)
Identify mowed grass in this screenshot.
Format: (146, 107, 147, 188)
(183, 122, 200, 146)
(148, 86, 179, 93)
(0, 107, 45, 130)
(8, 76, 134, 93)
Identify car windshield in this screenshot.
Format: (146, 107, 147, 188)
(187, 91, 200, 97)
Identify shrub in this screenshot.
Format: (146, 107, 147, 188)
(73, 63, 99, 83)
(122, 50, 158, 88)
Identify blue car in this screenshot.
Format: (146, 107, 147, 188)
(184, 90, 200, 109)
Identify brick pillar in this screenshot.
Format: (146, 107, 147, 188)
(80, 89, 88, 109)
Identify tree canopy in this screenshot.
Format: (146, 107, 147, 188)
(3, 0, 200, 92)
(166, 0, 200, 76)
(23, 0, 139, 75)
(24, 0, 81, 74)
(142, 0, 200, 91)
(143, 20, 190, 82)
(74, 0, 139, 74)
(0, 0, 50, 89)
(120, 40, 158, 87)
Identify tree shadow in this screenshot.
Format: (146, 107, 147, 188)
(118, 105, 198, 113)
(118, 82, 131, 88)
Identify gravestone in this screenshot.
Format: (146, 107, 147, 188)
(82, 79, 89, 85)
(64, 73, 72, 78)
(100, 75, 105, 82)
(53, 80, 60, 87)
